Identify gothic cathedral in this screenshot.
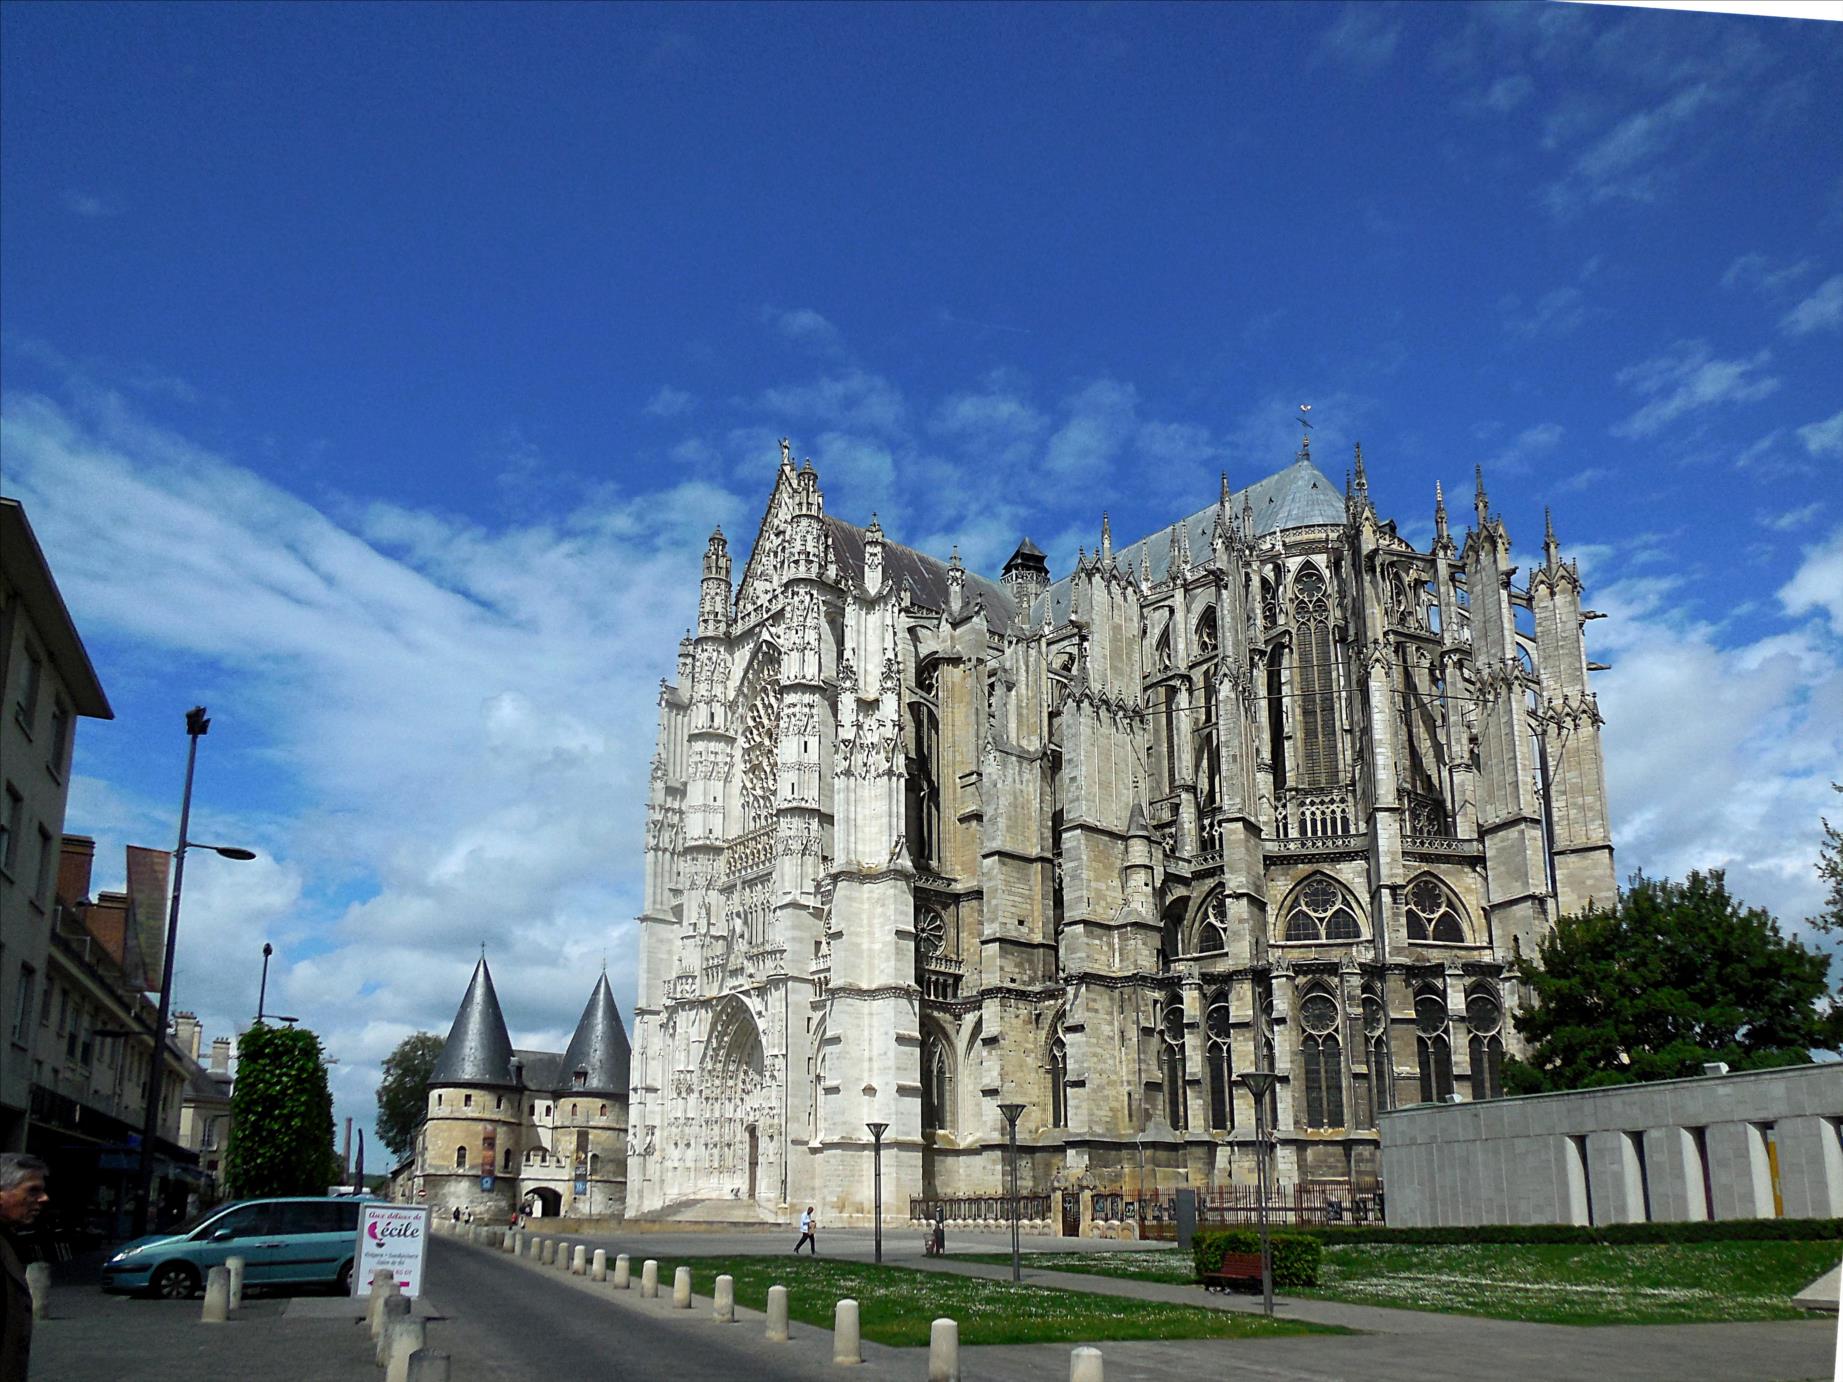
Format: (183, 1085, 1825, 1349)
(626, 436, 1615, 1222)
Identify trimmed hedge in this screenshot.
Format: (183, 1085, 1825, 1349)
(1193, 1227, 1321, 1287)
(1295, 1217, 1843, 1247)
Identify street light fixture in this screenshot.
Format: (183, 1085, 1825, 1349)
(133, 707, 256, 1238)
(998, 1101, 1025, 1283)
(258, 942, 273, 1022)
(1240, 1069, 1277, 1317)
(866, 1122, 889, 1264)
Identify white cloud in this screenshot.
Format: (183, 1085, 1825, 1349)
(1480, 73, 1533, 113)
(1487, 421, 1565, 472)
(1721, 252, 1812, 296)
(1611, 340, 1780, 438)
(765, 306, 844, 352)
(1503, 285, 1590, 340)
(1756, 502, 1825, 533)
(1779, 527, 1843, 639)
(1798, 409, 1843, 459)
(644, 386, 695, 417)
(1, 385, 749, 1162)
(1781, 274, 1843, 336)
(755, 369, 907, 436)
(1319, 4, 1400, 70)
(1043, 378, 1139, 482)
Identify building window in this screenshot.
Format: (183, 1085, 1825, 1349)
(495, 1095, 503, 1109)
(573, 1069, 586, 1090)
(571, 1103, 578, 1117)
(33, 827, 53, 906)
(463, 1093, 473, 1108)
(12, 966, 34, 1044)
(14, 644, 43, 732)
(1291, 566, 1341, 785)
(1299, 990, 1345, 1129)
(47, 697, 71, 776)
(1415, 990, 1455, 1102)
(599, 1103, 608, 1117)
(1405, 876, 1468, 943)
(920, 1027, 953, 1134)
(1362, 987, 1389, 1127)
(1194, 895, 1229, 954)
(455, 1145, 469, 1169)
(436, 1093, 443, 1107)
(1205, 990, 1234, 1132)
(1280, 874, 1364, 943)
(1048, 1020, 1068, 1129)
(502, 1147, 512, 1171)
(905, 698, 941, 870)
(1467, 989, 1505, 1100)
(1159, 994, 1188, 1131)
(0, 783, 21, 874)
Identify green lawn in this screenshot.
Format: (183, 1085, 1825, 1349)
(654, 1255, 1336, 1347)
(968, 1241, 1843, 1326)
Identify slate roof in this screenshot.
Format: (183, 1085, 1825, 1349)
(1030, 454, 1346, 628)
(557, 973, 632, 1095)
(430, 957, 517, 1086)
(824, 516, 1017, 625)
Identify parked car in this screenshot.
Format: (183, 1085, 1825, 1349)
(101, 1196, 364, 1297)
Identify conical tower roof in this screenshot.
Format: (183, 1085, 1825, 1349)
(430, 957, 516, 1086)
(558, 972, 631, 1096)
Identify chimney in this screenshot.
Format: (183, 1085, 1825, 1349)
(58, 835, 96, 911)
(173, 1011, 202, 1062)
(210, 1037, 232, 1074)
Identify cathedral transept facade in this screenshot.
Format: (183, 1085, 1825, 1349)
(626, 436, 1615, 1222)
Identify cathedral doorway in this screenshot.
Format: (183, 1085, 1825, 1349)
(524, 1186, 561, 1219)
(701, 998, 771, 1201)
(747, 1126, 759, 1200)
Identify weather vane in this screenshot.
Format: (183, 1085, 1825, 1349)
(1297, 403, 1313, 431)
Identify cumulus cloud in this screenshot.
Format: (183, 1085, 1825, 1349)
(1486, 421, 1565, 472)
(765, 306, 845, 352)
(1779, 527, 1843, 639)
(644, 385, 695, 417)
(1611, 340, 1780, 438)
(1319, 4, 1401, 70)
(1796, 409, 1843, 459)
(1721, 252, 1812, 296)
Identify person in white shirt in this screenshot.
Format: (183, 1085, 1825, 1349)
(793, 1205, 817, 1255)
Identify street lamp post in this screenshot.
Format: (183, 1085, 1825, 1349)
(866, 1122, 889, 1264)
(1240, 1070, 1277, 1317)
(258, 942, 273, 1022)
(132, 707, 256, 1238)
(998, 1102, 1025, 1283)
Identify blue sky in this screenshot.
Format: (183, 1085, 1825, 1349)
(3, 1, 1840, 1158)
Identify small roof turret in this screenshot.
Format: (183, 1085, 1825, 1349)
(431, 956, 516, 1087)
(558, 972, 631, 1096)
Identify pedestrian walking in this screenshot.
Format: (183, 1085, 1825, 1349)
(793, 1205, 817, 1255)
(2, 1153, 51, 1380)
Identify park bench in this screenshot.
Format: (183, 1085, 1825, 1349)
(1199, 1251, 1265, 1293)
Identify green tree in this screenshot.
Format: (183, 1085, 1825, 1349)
(1505, 870, 1842, 1094)
(224, 1022, 338, 1197)
(1812, 784, 1843, 936)
(375, 1031, 444, 1160)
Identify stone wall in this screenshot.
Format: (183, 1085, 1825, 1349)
(1379, 1064, 1843, 1227)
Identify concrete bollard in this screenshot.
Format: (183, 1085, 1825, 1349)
(528, 1234, 543, 1260)
(24, 1263, 49, 1321)
(1070, 1345, 1104, 1382)
(833, 1298, 862, 1365)
(591, 1248, 607, 1282)
(765, 1284, 789, 1342)
(370, 1282, 403, 1339)
(572, 1244, 587, 1275)
(673, 1265, 692, 1308)
(225, 1255, 246, 1312)
(613, 1253, 631, 1289)
(366, 1271, 397, 1334)
(929, 1318, 959, 1382)
(385, 1316, 428, 1382)
(503, 1229, 516, 1252)
(641, 1259, 659, 1298)
(201, 1266, 231, 1324)
(375, 1296, 411, 1364)
(542, 1237, 557, 1265)
(405, 1350, 451, 1382)
(713, 1273, 735, 1323)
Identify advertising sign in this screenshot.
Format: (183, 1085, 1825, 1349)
(352, 1203, 431, 1297)
(480, 1126, 497, 1192)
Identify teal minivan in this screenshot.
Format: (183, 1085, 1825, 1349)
(102, 1196, 364, 1297)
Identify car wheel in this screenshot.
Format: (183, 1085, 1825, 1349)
(335, 1260, 353, 1295)
(150, 1262, 199, 1299)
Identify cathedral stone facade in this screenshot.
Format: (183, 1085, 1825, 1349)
(421, 959, 630, 1220)
(626, 437, 1615, 1224)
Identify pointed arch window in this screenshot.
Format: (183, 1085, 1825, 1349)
(1281, 874, 1364, 943)
(1405, 876, 1468, 943)
(1415, 989, 1455, 1102)
(1158, 898, 1187, 971)
(1154, 622, 1173, 672)
(1049, 1018, 1069, 1129)
(1194, 894, 1229, 954)
(1299, 989, 1345, 1129)
(1292, 565, 1341, 785)
(1466, 988, 1505, 1100)
(921, 1027, 954, 1134)
(906, 699, 941, 869)
(1195, 607, 1219, 657)
(1159, 994, 1188, 1131)
(1205, 990, 1234, 1131)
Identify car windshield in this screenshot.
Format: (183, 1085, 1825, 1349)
(179, 1202, 248, 1239)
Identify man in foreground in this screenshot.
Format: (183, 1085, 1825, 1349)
(1, 1153, 51, 1379)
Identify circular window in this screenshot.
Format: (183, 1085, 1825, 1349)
(1300, 992, 1339, 1036)
(1163, 999, 1185, 1042)
(1414, 993, 1448, 1035)
(1362, 993, 1386, 1037)
(1465, 992, 1501, 1034)
(1206, 999, 1233, 1041)
(916, 909, 946, 957)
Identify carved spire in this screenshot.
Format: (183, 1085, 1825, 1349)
(1474, 464, 1489, 526)
(1101, 511, 1113, 565)
(946, 544, 965, 616)
(1434, 480, 1450, 547)
(1544, 506, 1561, 573)
(863, 513, 885, 595)
(1353, 441, 1369, 506)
